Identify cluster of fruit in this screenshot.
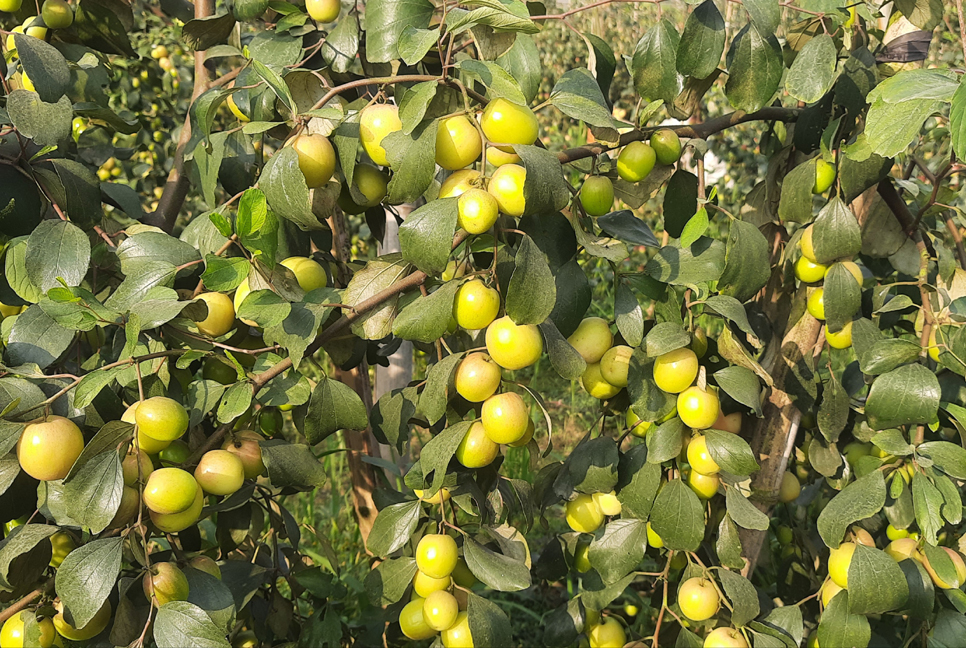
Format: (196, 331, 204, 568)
(1, 0, 74, 91)
(796, 220, 862, 350)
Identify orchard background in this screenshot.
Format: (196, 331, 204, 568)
(1, 0, 966, 646)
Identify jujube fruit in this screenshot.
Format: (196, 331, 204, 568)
(17, 416, 84, 481)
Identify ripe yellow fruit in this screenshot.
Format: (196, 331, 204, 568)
(53, 600, 111, 642)
(828, 542, 856, 588)
(650, 129, 682, 165)
(688, 470, 719, 499)
(136, 396, 189, 442)
(0, 0, 24, 15)
(122, 403, 170, 455)
(440, 611, 473, 647)
(423, 590, 459, 631)
(413, 570, 451, 597)
(1, 611, 55, 648)
(574, 541, 592, 572)
(0, 301, 24, 318)
(291, 134, 336, 188)
(678, 386, 720, 429)
(487, 164, 526, 217)
(360, 104, 402, 167)
(653, 347, 699, 394)
(567, 317, 613, 364)
(280, 256, 327, 293)
(306, 0, 340, 22)
(399, 597, 436, 640)
(17, 416, 85, 481)
(414, 487, 451, 505)
(678, 577, 719, 621)
(416, 534, 458, 579)
(824, 321, 853, 349)
(440, 169, 481, 198)
(799, 226, 817, 263)
(928, 328, 942, 362)
(144, 467, 200, 515)
(687, 435, 720, 474)
(484, 146, 521, 167)
(196, 292, 236, 337)
(480, 98, 538, 152)
(711, 411, 741, 434)
(923, 547, 966, 589)
(41, 0, 73, 29)
(778, 471, 801, 502)
(455, 421, 499, 468)
(581, 363, 621, 400)
(886, 524, 909, 541)
(885, 537, 922, 562)
(481, 392, 529, 444)
(592, 491, 622, 516)
(821, 579, 844, 607)
(509, 418, 535, 447)
(227, 94, 249, 122)
(22, 16, 47, 40)
(587, 618, 626, 648)
(566, 493, 604, 533)
(485, 316, 543, 370)
(647, 522, 664, 548)
(599, 345, 632, 388)
(453, 280, 500, 330)
(222, 430, 265, 479)
(617, 141, 656, 182)
(339, 164, 389, 214)
(455, 353, 502, 403)
(436, 116, 482, 171)
(704, 627, 749, 648)
(807, 288, 825, 320)
(143, 562, 190, 607)
(813, 158, 837, 194)
(195, 449, 245, 496)
(188, 555, 222, 579)
(49, 531, 76, 568)
(150, 485, 204, 533)
(795, 256, 827, 284)
(579, 176, 614, 217)
(457, 188, 499, 234)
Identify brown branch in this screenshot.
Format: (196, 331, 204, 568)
(532, 0, 666, 21)
(0, 583, 48, 624)
(945, 215, 966, 270)
(956, 0, 966, 66)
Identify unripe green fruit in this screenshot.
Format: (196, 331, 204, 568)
(436, 115, 482, 171)
(280, 256, 328, 293)
(579, 176, 614, 217)
(41, 0, 73, 29)
(188, 555, 222, 579)
(828, 542, 856, 588)
(457, 188, 499, 234)
(587, 617, 626, 648)
(480, 98, 538, 152)
(485, 316, 543, 370)
(617, 141, 656, 182)
(600, 345, 632, 387)
(440, 611, 473, 647)
(422, 590, 459, 631)
(399, 597, 435, 640)
(795, 256, 827, 283)
(291, 134, 336, 188)
(807, 288, 825, 320)
(195, 292, 236, 337)
(778, 471, 801, 503)
(453, 279, 500, 331)
(143, 562, 190, 606)
(813, 158, 836, 194)
(650, 129, 682, 165)
(54, 600, 111, 642)
(487, 164, 527, 216)
(123, 448, 154, 485)
(360, 104, 401, 167)
(582, 362, 621, 400)
(158, 439, 191, 467)
(825, 321, 853, 349)
(150, 485, 204, 533)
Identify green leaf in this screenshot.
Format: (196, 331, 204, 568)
(0, 525, 57, 591)
(393, 281, 460, 343)
(894, 0, 943, 30)
(467, 592, 513, 647)
(627, 348, 676, 423)
(24, 220, 90, 293)
(370, 387, 417, 452)
(818, 377, 849, 443)
(713, 367, 762, 418)
(542, 599, 583, 648)
(365, 0, 436, 62)
(182, 12, 236, 51)
(364, 557, 418, 606)
(367, 500, 421, 557)
(184, 568, 236, 632)
(554, 436, 619, 496)
(823, 263, 861, 334)
(705, 295, 756, 340)
(719, 219, 770, 302)
(397, 81, 438, 134)
(847, 544, 909, 614)
(818, 591, 870, 648)
(304, 377, 369, 445)
(458, 59, 526, 103)
(319, 14, 359, 73)
(597, 210, 660, 248)
(725, 24, 783, 113)
(6, 305, 75, 370)
(343, 254, 412, 340)
(742, 0, 779, 34)
(646, 417, 687, 464)
(716, 514, 745, 569)
(235, 189, 278, 268)
(550, 68, 622, 129)
(614, 283, 644, 347)
(55, 537, 123, 629)
(260, 147, 321, 231)
(398, 198, 459, 275)
(785, 34, 837, 103)
(676, 0, 725, 80)
(866, 364, 940, 430)
(816, 470, 886, 547)
(631, 19, 682, 103)
(187, 380, 227, 427)
(6, 91, 72, 148)
(663, 170, 699, 239)
(41, 159, 101, 229)
(679, 208, 709, 249)
(717, 569, 759, 626)
(951, 82, 966, 162)
(645, 322, 690, 357)
(645, 238, 726, 286)
(506, 235, 556, 325)
(385, 121, 438, 204)
(778, 159, 817, 224)
(105, 261, 178, 312)
(648, 479, 704, 551)
(516, 145, 571, 217)
(538, 320, 586, 380)
(463, 536, 531, 592)
(812, 198, 862, 263)
(725, 486, 769, 530)
(859, 339, 921, 376)
(930, 609, 966, 648)
(588, 519, 647, 584)
(496, 33, 541, 104)
(154, 601, 230, 648)
(117, 232, 201, 278)
(261, 439, 326, 491)
(417, 353, 463, 423)
(217, 382, 253, 423)
(236, 290, 291, 329)
(14, 34, 70, 103)
(398, 26, 440, 65)
(921, 544, 960, 596)
(616, 445, 661, 519)
(917, 442, 966, 480)
(416, 421, 471, 497)
(865, 96, 942, 159)
(202, 257, 250, 292)
(913, 474, 944, 545)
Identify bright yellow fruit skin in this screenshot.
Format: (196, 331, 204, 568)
(480, 98, 538, 152)
(227, 94, 249, 122)
(509, 418, 534, 447)
(49, 531, 76, 568)
(484, 146, 521, 167)
(0, 0, 24, 15)
(144, 467, 199, 515)
(678, 387, 720, 430)
(399, 598, 436, 640)
(704, 627, 749, 648)
(441, 611, 473, 648)
(136, 396, 189, 442)
(778, 472, 801, 502)
(582, 363, 621, 400)
(580, 176, 614, 217)
(54, 600, 111, 642)
(457, 188, 499, 234)
(452, 559, 476, 588)
(280, 256, 327, 292)
(306, 0, 340, 22)
(414, 487, 451, 505)
(807, 288, 825, 320)
(413, 570, 451, 597)
(222, 430, 265, 479)
(196, 292, 236, 337)
(2, 611, 55, 648)
(485, 316, 543, 370)
(678, 577, 720, 621)
(588, 618, 626, 648)
(455, 421, 499, 468)
(653, 347, 698, 394)
(416, 534, 458, 579)
(831, 261, 863, 285)
(360, 104, 402, 167)
(341, 164, 388, 213)
(440, 170, 482, 198)
(688, 470, 720, 499)
(436, 116, 482, 171)
(885, 538, 922, 562)
(150, 485, 204, 533)
(650, 129, 682, 165)
(593, 491, 622, 516)
(292, 134, 336, 188)
(886, 524, 909, 541)
(17, 416, 85, 481)
(828, 542, 856, 588)
(646, 522, 664, 548)
(123, 404, 171, 455)
(825, 321, 853, 349)
(0, 302, 24, 318)
(194, 449, 245, 496)
(454, 280, 500, 330)
(566, 493, 604, 533)
(423, 590, 459, 632)
(687, 435, 719, 474)
(487, 164, 527, 217)
(567, 317, 613, 364)
(574, 541, 592, 572)
(617, 141, 656, 182)
(233, 279, 257, 327)
(143, 562, 190, 607)
(481, 392, 529, 444)
(799, 226, 817, 263)
(795, 256, 827, 283)
(22, 17, 47, 40)
(455, 353, 502, 403)
(599, 345, 632, 387)
(923, 547, 966, 589)
(821, 579, 844, 607)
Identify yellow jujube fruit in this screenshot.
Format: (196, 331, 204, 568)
(17, 416, 85, 481)
(480, 98, 538, 152)
(567, 317, 613, 364)
(581, 363, 621, 400)
(566, 493, 604, 534)
(652, 347, 698, 394)
(677, 577, 719, 621)
(677, 386, 720, 430)
(415, 534, 458, 579)
(360, 104, 402, 167)
(487, 164, 527, 217)
(195, 292, 236, 337)
(687, 435, 720, 475)
(481, 392, 529, 445)
(280, 256, 328, 293)
(453, 280, 500, 331)
(454, 352, 502, 403)
(455, 421, 499, 469)
(436, 115, 482, 171)
(485, 316, 543, 370)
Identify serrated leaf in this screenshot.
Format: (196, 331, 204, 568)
(304, 377, 369, 444)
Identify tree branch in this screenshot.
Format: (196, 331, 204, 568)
(0, 583, 49, 624)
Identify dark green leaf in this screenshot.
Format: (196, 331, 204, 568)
(398, 198, 459, 275)
(725, 487, 769, 530)
(417, 353, 464, 424)
(14, 35, 70, 103)
(538, 320, 586, 380)
(385, 121, 437, 204)
(55, 537, 123, 629)
(917, 442, 966, 480)
(717, 569, 759, 626)
(648, 479, 704, 551)
(719, 219, 770, 302)
(260, 147, 321, 231)
(785, 34, 837, 103)
(847, 544, 909, 614)
(393, 281, 460, 343)
(645, 238, 725, 286)
(364, 557, 418, 606)
(676, 0, 725, 79)
(24, 220, 90, 292)
(866, 364, 940, 430)
(588, 519, 647, 584)
(517, 145, 571, 217)
(713, 367, 762, 418)
(463, 537, 531, 592)
(816, 470, 886, 547)
(154, 601, 230, 648)
(597, 210, 660, 247)
(260, 440, 326, 491)
(506, 235, 556, 325)
(631, 19, 682, 103)
(817, 591, 870, 648)
(663, 170, 699, 239)
(304, 377, 369, 444)
(725, 24, 783, 113)
(367, 499, 422, 557)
